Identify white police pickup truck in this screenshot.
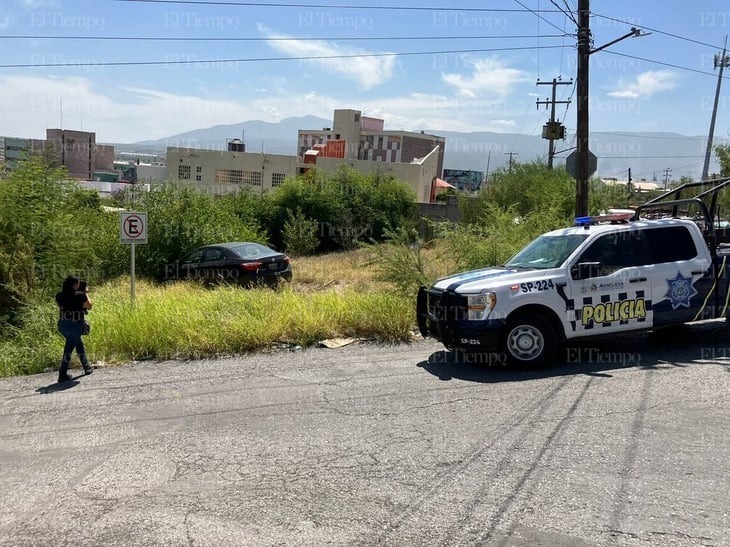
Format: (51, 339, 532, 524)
(417, 179, 730, 367)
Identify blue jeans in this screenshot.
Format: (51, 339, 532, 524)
(58, 319, 88, 376)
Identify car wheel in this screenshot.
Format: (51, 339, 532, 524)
(501, 314, 556, 368)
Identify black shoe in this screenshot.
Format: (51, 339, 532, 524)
(58, 373, 73, 383)
(83, 366, 93, 375)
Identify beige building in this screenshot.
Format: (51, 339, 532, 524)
(167, 143, 441, 202)
(166, 110, 445, 202)
(166, 146, 298, 194)
(298, 109, 446, 178)
(314, 146, 441, 203)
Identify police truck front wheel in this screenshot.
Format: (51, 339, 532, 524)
(502, 314, 556, 368)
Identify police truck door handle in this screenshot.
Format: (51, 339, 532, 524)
(691, 270, 706, 275)
(629, 277, 647, 283)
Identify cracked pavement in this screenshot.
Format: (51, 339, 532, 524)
(0, 321, 728, 546)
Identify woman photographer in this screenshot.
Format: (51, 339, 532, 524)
(55, 275, 93, 382)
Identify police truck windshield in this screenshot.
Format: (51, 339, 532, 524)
(505, 234, 589, 270)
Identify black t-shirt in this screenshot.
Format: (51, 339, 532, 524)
(56, 291, 88, 322)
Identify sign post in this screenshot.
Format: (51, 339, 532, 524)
(119, 212, 148, 304)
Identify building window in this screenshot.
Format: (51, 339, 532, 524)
(196, 166, 202, 173)
(272, 173, 286, 187)
(242, 171, 263, 186)
(196, 175, 202, 181)
(215, 169, 243, 184)
(178, 165, 191, 179)
(378, 136, 383, 149)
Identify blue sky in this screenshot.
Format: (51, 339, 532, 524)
(1, 0, 730, 159)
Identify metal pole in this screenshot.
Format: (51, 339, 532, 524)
(485, 150, 491, 188)
(701, 37, 729, 181)
(131, 242, 136, 305)
(575, 0, 591, 217)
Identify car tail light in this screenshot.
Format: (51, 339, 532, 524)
(239, 261, 262, 272)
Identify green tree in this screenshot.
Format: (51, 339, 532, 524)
(479, 160, 575, 218)
(0, 155, 102, 293)
(715, 144, 730, 176)
(267, 167, 416, 253)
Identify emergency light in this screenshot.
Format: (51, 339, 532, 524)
(574, 210, 634, 226)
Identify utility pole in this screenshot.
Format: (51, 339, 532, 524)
(537, 78, 572, 169)
(701, 36, 729, 181)
(485, 150, 491, 188)
(627, 167, 633, 199)
(575, 0, 591, 217)
(663, 168, 672, 191)
(572, 0, 644, 217)
(505, 152, 518, 173)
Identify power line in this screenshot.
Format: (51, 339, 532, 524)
(593, 131, 709, 141)
(563, 129, 719, 141)
(508, 82, 539, 151)
(0, 44, 572, 69)
(558, 77, 577, 123)
(512, 0, 568, 35)
(602, 50, 730, 80)
(552, 0, 577, 26)
(0, 33, 570, 42)
(555, 2, 573, 76)
(115, 0, 565, 13)
(591, 11, 724, 50)
(596, 155, 707, 159)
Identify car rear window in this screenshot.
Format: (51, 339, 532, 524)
(230, 243, 273, 259)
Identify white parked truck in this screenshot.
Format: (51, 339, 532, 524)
(417, 178, 730, 366)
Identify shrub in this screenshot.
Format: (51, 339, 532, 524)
(368, 227, 435, 295)
(267, 167, 417, 252)
(283, 208, 319, 257)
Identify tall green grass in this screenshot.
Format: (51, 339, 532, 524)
(0, 279, 414, 377)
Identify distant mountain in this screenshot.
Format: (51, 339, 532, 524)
(111, 116, 725, 181)
(128, 115, 331, 155)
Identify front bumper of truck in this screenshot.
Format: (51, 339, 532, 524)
(416, 286, 505, 350)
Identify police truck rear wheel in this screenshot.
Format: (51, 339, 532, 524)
(502, 314, 556, 368)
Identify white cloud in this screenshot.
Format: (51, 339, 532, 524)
(20, 0, 58, 7)
(607, 70, 678, 99)
(256, 23, 396, 89)
(0, 74, 525, 143)
(0, 75, 339, 142)
(441, 57, 529, 98)
(1, 0, 60, 29)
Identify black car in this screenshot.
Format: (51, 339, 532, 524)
(168, 242, 292, 286)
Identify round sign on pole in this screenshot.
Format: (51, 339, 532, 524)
(120, 212, 148, 244)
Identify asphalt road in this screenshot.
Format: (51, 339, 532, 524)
(0, 321, 728, 547)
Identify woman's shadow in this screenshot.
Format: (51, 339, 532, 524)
(36, 375, 80, 394)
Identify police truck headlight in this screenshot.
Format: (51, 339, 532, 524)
(467, 292, 496, 321)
